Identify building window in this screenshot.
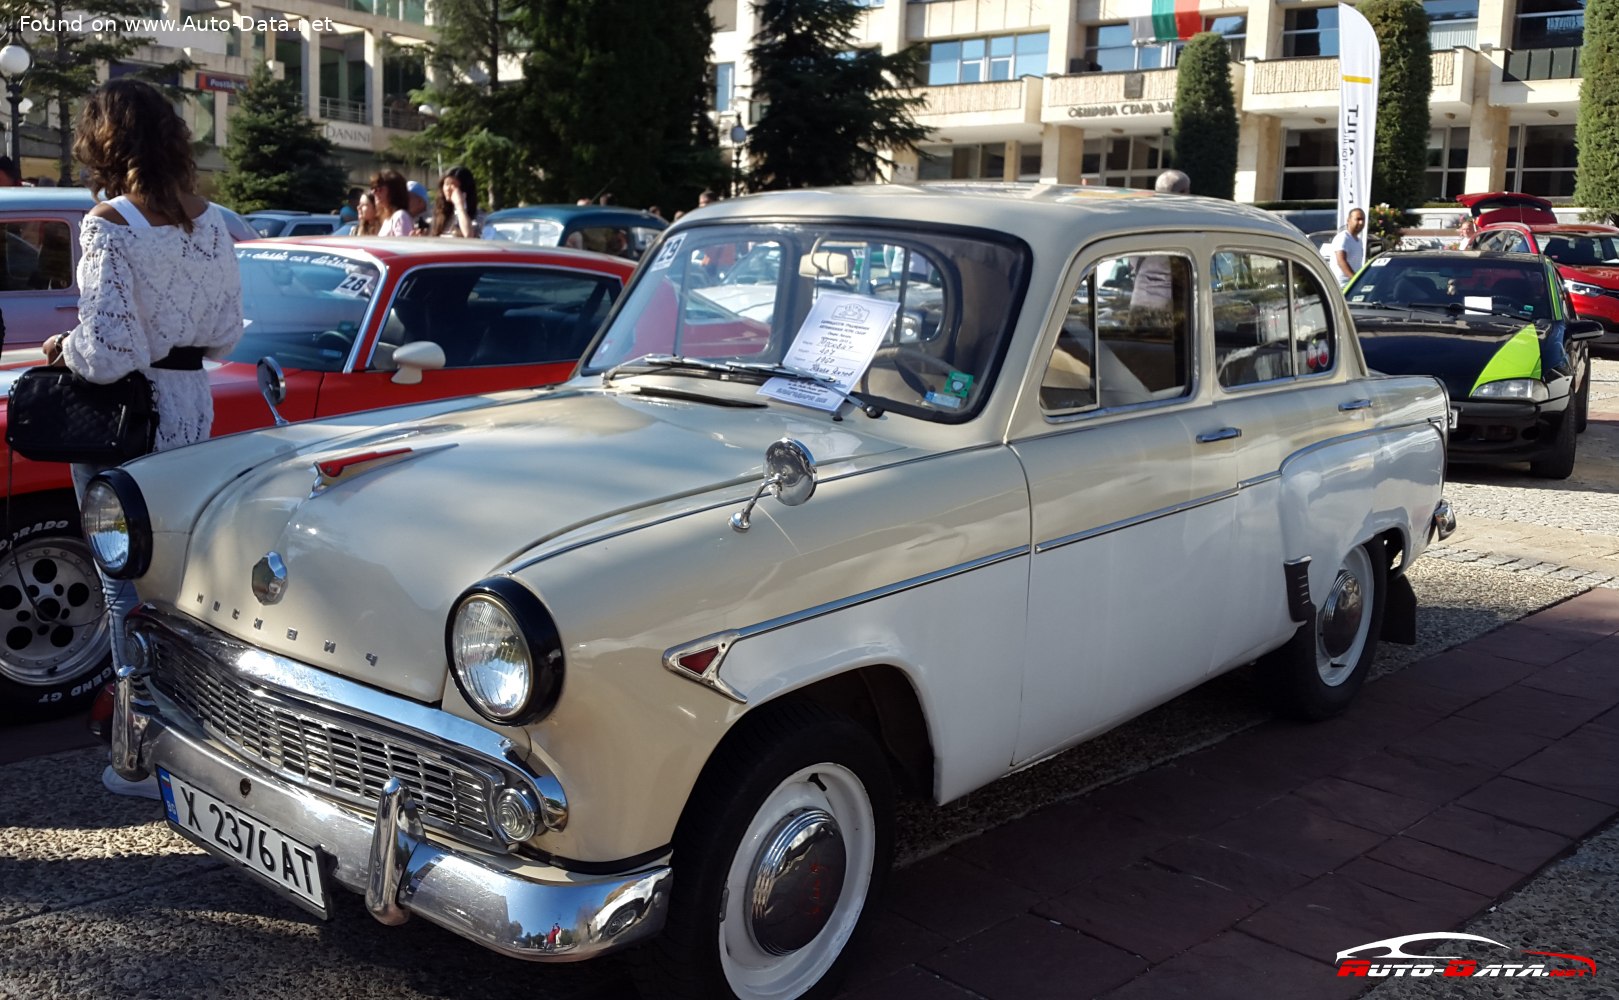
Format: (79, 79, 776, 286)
(1426, 127, 1469, 200)
(1080, 135, 1171, 188)
(1506, 124, 1577, 198)
(1280, 128, 1337, 200)
(714, 62, 734, 113)
(1206, 15, 1247, 60)
(927, 32, 1049, 85)
(1425, 0, 1478, 48)
(917, 143, 1035, 180)
(1514, 0, 1584, 48)
(1076, 17, 1244, 72)
(1283, 6, 1339, 57)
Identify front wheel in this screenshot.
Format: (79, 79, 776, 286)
(1529, 406, 1578, 479)
(1258, 542, 1387, 721)
(0, 500, 114, 724)
(637, 701, 895, 1000)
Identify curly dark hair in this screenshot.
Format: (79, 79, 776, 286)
(431, 165, 480, 237)
(73, 79, 199, 233)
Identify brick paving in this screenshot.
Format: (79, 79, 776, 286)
(834, 587, 1619, 999)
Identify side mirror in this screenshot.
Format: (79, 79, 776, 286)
(729, 439, 818, 532)
(390, 340, 447, 385)
(256, 356, 289, 427)
(1566, 319, 1605, 342)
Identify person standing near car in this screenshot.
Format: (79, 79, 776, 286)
(1454, 215, 1478, 249)
(38, 80, 243, 794)
(371, 170, 414, 236)
(430, 166, 482, 238)
(1323, 208, 1366, 286)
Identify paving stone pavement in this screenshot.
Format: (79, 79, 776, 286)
(832, 589, 1619, 999)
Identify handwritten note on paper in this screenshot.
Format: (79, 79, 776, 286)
(760, 291, 901, 411)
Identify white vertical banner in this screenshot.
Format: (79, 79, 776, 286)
(1337, 3, 1381, 226)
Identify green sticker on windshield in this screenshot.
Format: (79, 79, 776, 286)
(945, 371, 974, 398)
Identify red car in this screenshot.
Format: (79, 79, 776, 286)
(0, 237, 634, 722)
(1460, 192, 1619, 347)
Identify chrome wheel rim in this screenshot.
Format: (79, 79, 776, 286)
(1316, 546, 1373, 687)
(720, 763, 875, 999)
(0, 535, 109, 687)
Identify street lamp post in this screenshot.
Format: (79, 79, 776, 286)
(729, 121, 747, 198)
(0, 37, 33, 167)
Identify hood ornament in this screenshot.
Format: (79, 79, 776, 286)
(252, 551, 289, 605)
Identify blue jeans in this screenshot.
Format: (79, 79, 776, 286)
(70, 462, 135, 672)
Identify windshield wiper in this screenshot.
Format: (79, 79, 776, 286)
(721, 361, 886, 418)
(601, 354, 734, 384)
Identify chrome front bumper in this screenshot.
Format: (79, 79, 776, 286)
(113, 666, 672, 962)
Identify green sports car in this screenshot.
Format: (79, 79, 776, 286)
(1346, 250, 1602, 479)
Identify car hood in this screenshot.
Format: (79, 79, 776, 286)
(174, 386, 909, 702)
(1355, 313, 1546, 399)
(1557, 264, 1619, 287)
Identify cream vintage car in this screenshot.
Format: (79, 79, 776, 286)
(93, 185, 1454, 1000)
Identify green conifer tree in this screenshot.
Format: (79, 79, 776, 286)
(746, 0, 929, 190)
(1577, 0, 1619, 217)
(217, 64, 347, 213)
(1363, 0, 1432, 212)
(1171, 33, 1238, 199)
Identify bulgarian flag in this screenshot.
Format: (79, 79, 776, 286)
(1131, 0, 1202, 44)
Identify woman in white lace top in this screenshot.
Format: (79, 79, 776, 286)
(39, 80, 244, 746)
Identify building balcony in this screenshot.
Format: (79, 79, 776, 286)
(318, 96, 370, 123)
(1242, 50, 1472, 116)
(382, 106, 428, 130)
(1491, 47, 1583, 110)
(916, 77, 1042, 139)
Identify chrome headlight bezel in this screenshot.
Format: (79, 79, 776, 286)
(1470, 378, 1549, 403)
(81, 468, 151, 580)
(446, 577, 564, 726)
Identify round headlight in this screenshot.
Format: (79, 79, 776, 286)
(446, 578, 564, 725)
(81, 470, 151, 579)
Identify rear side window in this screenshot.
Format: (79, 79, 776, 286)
(1212, 251, 1335, 388)
(1, 220, 74, 291)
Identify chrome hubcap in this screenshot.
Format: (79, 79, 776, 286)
(746, 807, 847, 956)
(1320, 569, 1365, 660)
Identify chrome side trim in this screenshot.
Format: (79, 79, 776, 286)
(1035, 489, 1236, 555)
(1239, 471, 1281, 490)
(662, 547, 1029, 695)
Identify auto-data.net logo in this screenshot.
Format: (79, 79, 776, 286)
(1335, 932, 1597, 979)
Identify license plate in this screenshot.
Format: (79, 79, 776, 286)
(158, 767, 330, 917)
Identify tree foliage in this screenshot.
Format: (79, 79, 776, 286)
(1363, 0, 1432, 212)
(516, 0, 723, 208)
(2, 0, 193, 184)
(1170, 32, 1238, 198)
(746, 0, 928, 190)
(217, 64, 347, 213)
(1577, 0, 1619, 217)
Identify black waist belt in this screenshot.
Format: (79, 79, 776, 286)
(151, 347, 207, 371)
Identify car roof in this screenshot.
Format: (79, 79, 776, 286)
(246, 210, 335, 218)
(688, 183, 1305, 247)
(1376, 249, 1549, 264)
(483, 205, 667, 227)
(0, 187, 96, 210)
(239, 235, 634, 266)
(1487, 222, 1619, 234)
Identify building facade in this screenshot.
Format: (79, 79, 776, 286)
(9, 0, 439, 191)
(708, 0, 1583, 205)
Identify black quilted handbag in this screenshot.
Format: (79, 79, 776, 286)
(6, 366, 157, 464)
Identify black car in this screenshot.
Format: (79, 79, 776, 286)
(1345, 250, 1601, 479)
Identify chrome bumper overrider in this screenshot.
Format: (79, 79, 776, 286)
(1432, 498, 1457, 541)
(112, 663, 672, 962)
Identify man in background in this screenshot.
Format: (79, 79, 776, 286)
(1323, 208, 1367, 286)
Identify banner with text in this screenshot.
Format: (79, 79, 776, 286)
(1337, 3, 1380, 227)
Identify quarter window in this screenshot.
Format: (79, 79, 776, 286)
(1212, 252, 1336, 389)
(1041, 253, 1193, 413)
(1, 220, 74, 292)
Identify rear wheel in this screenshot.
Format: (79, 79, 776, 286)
(1575, 371, 1590, 434)
(1259, 542, 1387, 721)
(637, 700, 894, 1000)
(0, 499, 113, 724)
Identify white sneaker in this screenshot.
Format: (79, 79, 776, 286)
(102, 765, 162, 801)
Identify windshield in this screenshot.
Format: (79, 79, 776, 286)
(1537, 232, 1619, 268)
(485, 218, 565, 247)
(1345, 255, 1551, 321)
(582, 223, 1028, 421)
(225, 248, 380, 371)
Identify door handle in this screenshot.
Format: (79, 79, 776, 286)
(1338, 398, 1373, 412)
(1196, 427, 1242, 443)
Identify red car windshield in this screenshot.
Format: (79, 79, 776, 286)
(227, 248, 380, 372)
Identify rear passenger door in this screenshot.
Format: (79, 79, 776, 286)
(1010, 239, 1238, 764)
(315, 265, 621, 415)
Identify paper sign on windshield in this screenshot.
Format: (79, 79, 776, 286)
(760, 292, 900, 411)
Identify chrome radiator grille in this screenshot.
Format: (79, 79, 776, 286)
(148, 634, 497, 843)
